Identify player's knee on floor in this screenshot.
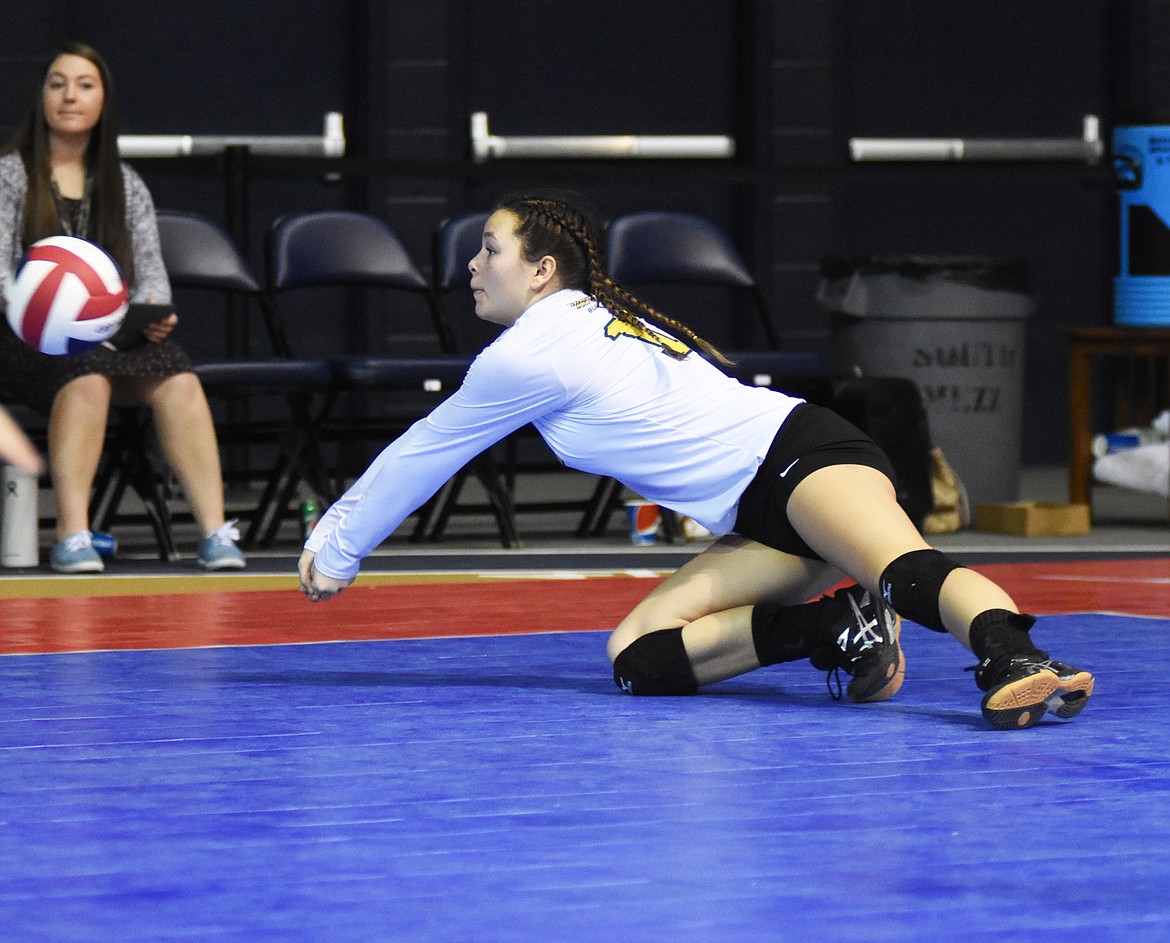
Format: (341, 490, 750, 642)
(612, 628, 698, 696)
(879, 549, 964, 632)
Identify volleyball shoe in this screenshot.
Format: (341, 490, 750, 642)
(810, 584, 904, 703)
(974, 652, 1094, 730)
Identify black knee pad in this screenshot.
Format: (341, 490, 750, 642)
(612, 628, 698, 696)
(879, 549, 965, 632)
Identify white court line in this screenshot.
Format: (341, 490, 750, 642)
(472, 569, 667, 581)
(1036, 575, 1170, 584)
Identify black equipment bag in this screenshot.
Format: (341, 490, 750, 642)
(784, 375, 935, 530)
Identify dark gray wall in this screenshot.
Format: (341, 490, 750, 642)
(3, 1, 1167, 466)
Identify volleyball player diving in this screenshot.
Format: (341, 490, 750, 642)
(298, 191, 1094, 730)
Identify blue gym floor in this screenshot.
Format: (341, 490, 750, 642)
(1, 606, 1168, 942)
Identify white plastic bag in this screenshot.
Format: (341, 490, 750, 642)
(1093, 441, 1170, 498)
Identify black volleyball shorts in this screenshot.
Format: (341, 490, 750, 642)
(732, 402, 896, 560)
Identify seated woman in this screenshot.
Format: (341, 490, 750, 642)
(0, 42, 244, 573)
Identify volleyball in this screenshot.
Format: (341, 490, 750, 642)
(4, 236, 128, 356)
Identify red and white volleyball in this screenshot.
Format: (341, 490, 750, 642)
(5, 236, 128, 356)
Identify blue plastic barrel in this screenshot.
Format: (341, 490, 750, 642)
(1114, 123, 1170, 326)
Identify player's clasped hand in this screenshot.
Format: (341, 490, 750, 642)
(298, 550, 353, 603)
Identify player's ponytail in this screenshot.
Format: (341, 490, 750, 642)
(495, 192, 731, 365)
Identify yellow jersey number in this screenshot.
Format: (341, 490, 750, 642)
(603, 317, 691, 358)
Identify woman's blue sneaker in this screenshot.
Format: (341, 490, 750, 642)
(198, 520, 246, 570)
(51, 531, 104, 574)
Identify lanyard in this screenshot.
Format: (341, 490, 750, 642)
(49, 174, 92, 238)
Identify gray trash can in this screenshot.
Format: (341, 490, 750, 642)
(818, 256, 1033, 513)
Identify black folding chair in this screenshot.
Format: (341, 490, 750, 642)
(606, 210, 781, 346)
(576, 210, 826, 536)
(156, 210, 335, 548)
(266, 210, 518, 547)
(84, 208, 284, 560)
(432, 211, 506, 355)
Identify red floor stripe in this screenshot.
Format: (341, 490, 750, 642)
(0, 576, 656, 655)
(1, 558, 1165, 656)
(977, 558, 1168, 617)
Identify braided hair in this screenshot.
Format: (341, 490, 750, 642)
(494, 192, 731, 365)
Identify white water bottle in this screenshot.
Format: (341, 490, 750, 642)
(1, 465, 39, 567)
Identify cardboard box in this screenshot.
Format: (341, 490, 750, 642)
(975, 502, 1091, 537)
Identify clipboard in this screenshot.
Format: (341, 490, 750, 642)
(103, 303, 176, 351)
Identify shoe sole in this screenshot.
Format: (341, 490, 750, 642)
(51, 560, 105, 574)
(848, 612, 904, 704)
(981, 669, 1095, 729)
(199, 559, 246, 571)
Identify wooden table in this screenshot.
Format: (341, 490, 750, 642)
(1068, 326, 1170, 521)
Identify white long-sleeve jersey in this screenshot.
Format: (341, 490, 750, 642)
(306, 289, 803, 580)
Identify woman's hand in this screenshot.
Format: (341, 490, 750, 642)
(298, 549, 354, 602)
(144, 311, 178, 343)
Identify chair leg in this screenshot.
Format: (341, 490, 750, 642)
(576, 476, 623, 537)
(124, 425, 179, 563)
(472, 455, 520, 548)
(288, 393, 336, 502)
(244, 449, 296, 548)
(91, 410, 180, 562)
(411, 472, 467, 543)
(658, 507, 681, 544)
(243, 397, 336, 549)
(418, 457, 520, 548)
(260, 462, 308, 547)
(88, 457, 124, 534)
(140, 480, 180, 562)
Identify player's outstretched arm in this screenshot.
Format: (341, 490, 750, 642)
(0, 407, 44, 476)
(298, 549, 354, 603)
